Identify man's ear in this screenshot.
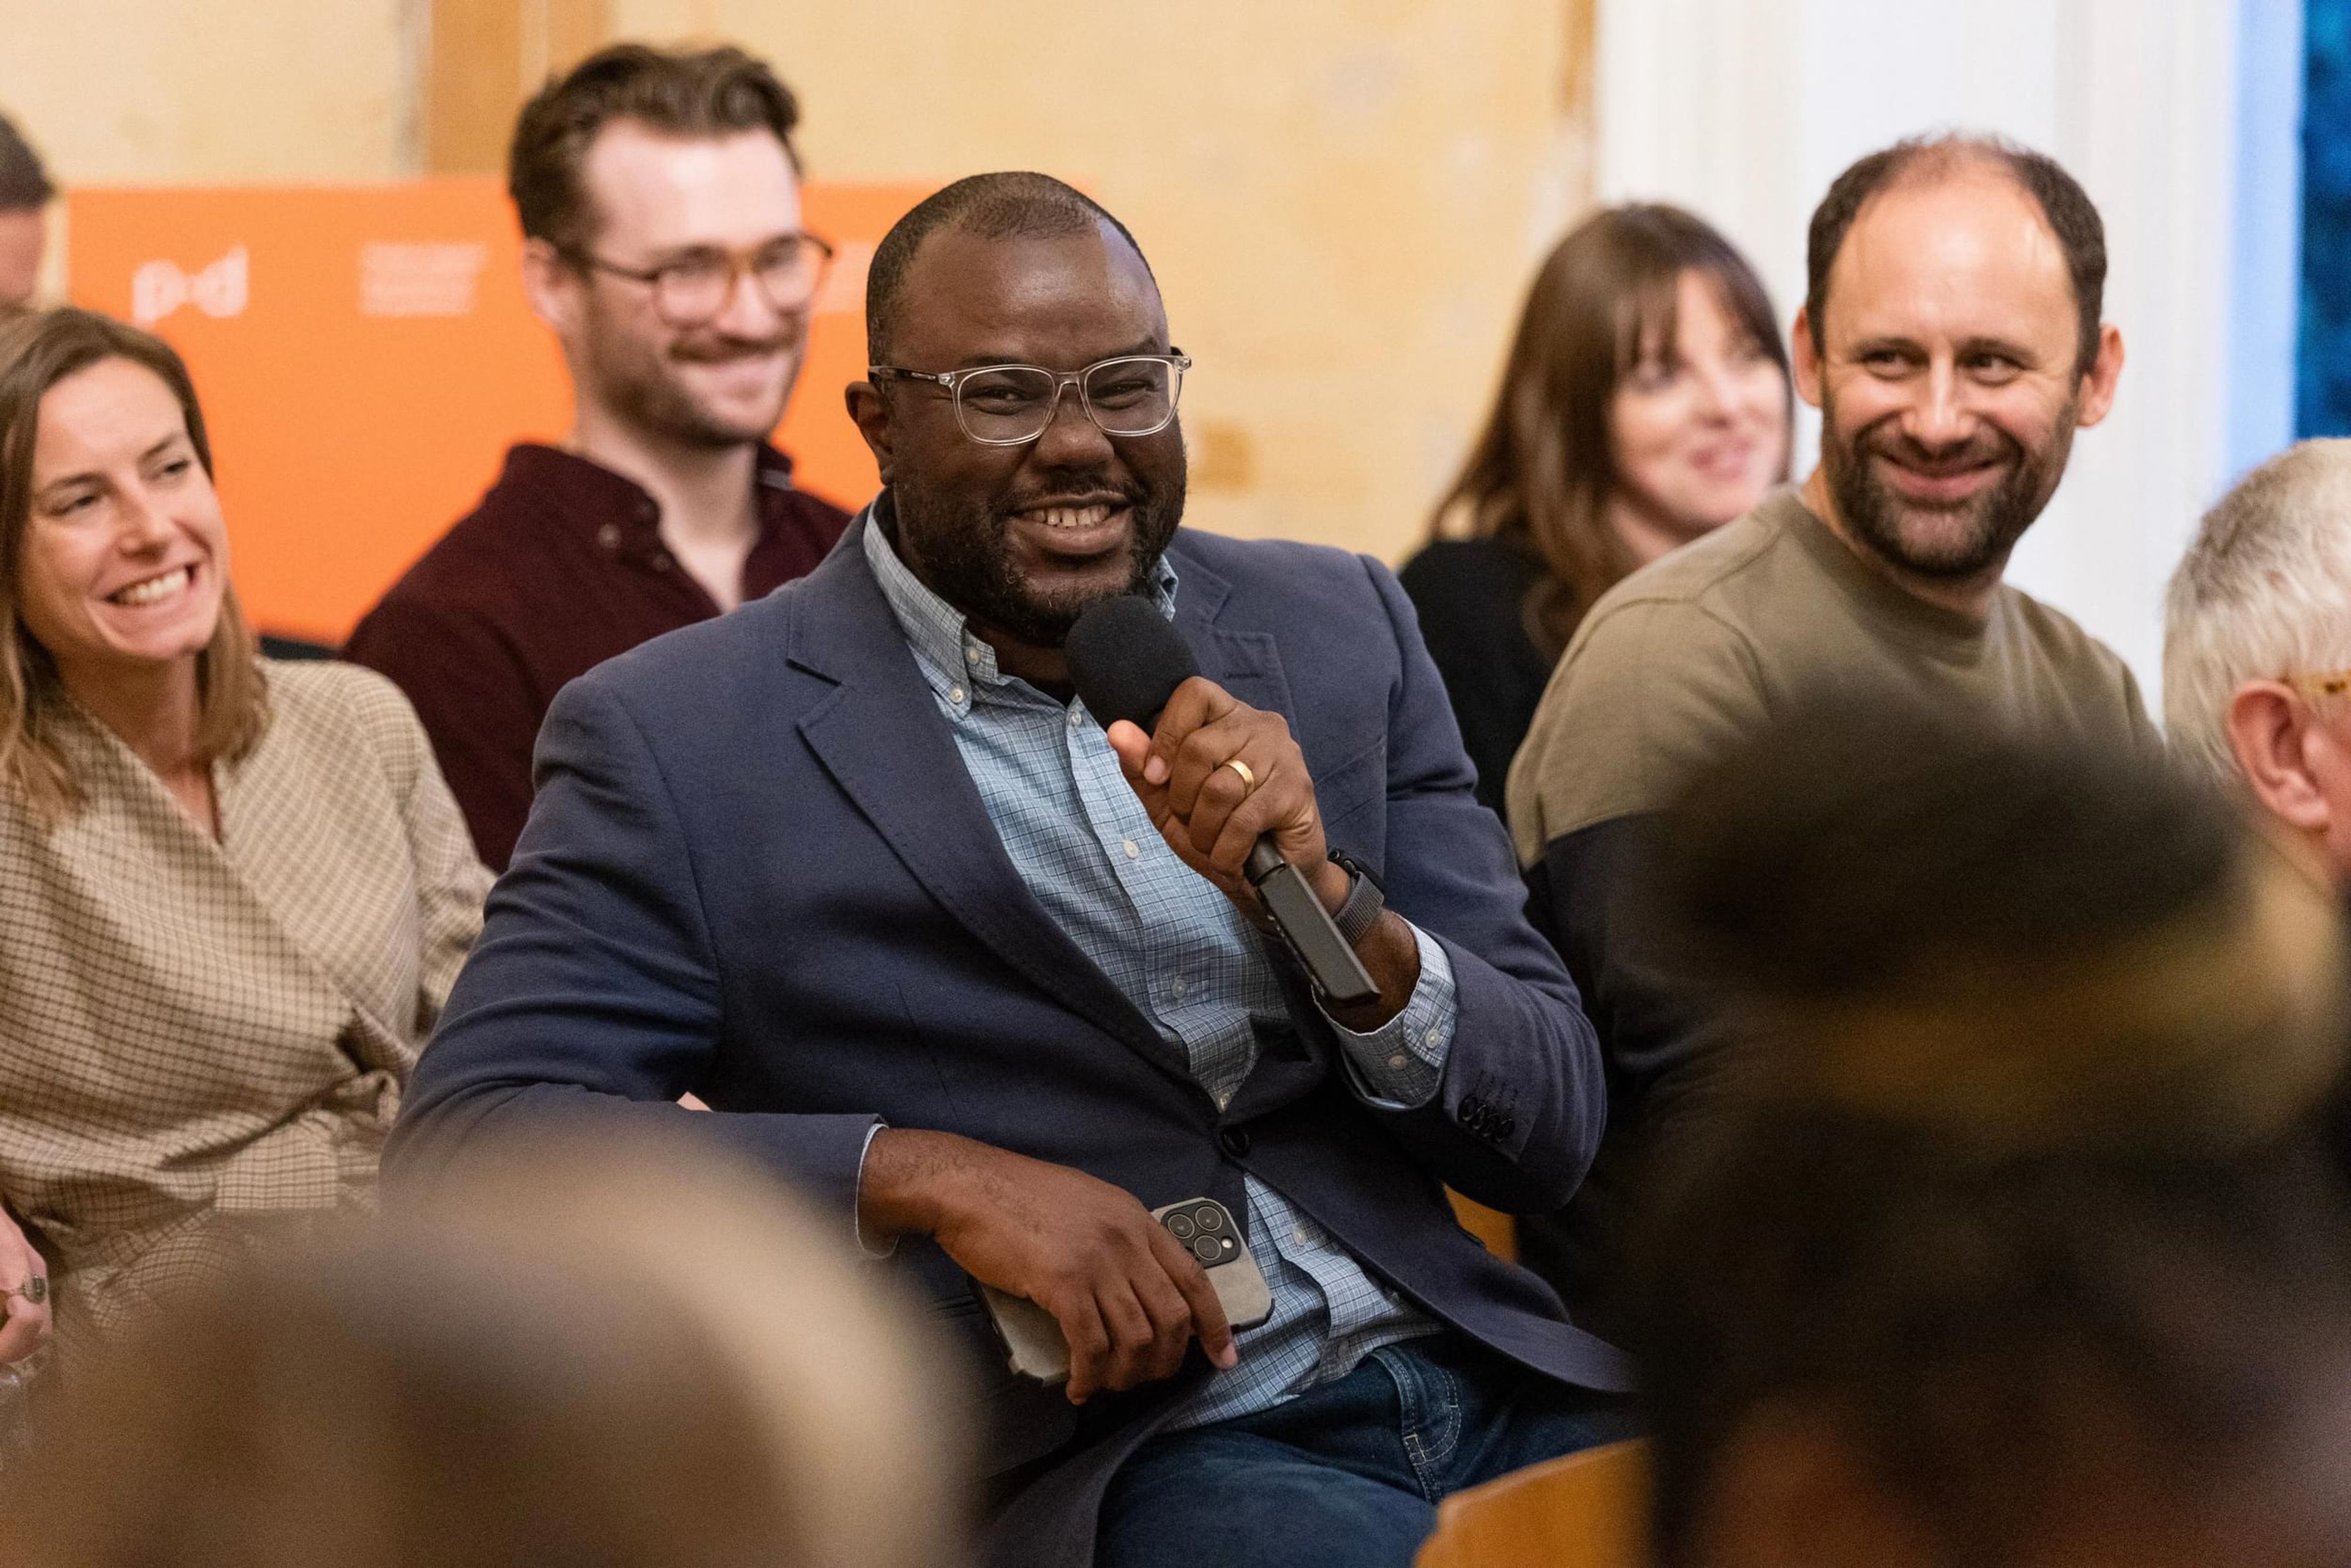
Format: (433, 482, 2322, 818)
(2226, 681, 2333, 833)
(1791, 306, 1825, 410)
(846, 378, 896, 486)
(520, 238, 580, 339)
(2074, 323, 2126, 428)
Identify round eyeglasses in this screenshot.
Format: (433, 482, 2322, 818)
(567, 233, 837, 327)
(866, 353, 1191, 446)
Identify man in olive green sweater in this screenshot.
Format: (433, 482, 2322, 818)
(1505, 133, 2154, 1326)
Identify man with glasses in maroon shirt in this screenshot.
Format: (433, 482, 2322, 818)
(347, 43, 849, 869)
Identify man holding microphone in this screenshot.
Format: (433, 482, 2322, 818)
(391, 172, 1627, 1568)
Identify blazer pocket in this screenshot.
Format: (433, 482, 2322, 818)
(1314, 736, 1387, 837)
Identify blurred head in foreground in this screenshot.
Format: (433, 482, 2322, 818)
(2167, 438, 2351, 885)
(1628, 697, 2351, 1568)
(0, 114, 50, 314)
(0, 1131, 967, 1568)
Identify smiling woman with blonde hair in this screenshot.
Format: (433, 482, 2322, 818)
(0, 309, 489, 1385)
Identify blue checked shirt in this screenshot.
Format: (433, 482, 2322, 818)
(863, 516, 1453, 1429)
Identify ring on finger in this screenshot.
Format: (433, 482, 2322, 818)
(4, 1277, 45, 1305)
(1221, 757, 1257, 793)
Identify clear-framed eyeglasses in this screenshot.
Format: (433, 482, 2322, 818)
(2287, 669, 2351, 703)
(866, 352, 1191, 446)
(566, 232, 837, 326)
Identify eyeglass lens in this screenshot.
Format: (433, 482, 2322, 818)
(956, 358, 1183, 443)
(655, 237, 829, 324)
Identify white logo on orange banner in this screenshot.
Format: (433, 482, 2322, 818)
(131, 247, 249, 328)
(359, 242, 486, 318)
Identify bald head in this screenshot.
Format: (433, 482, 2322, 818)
(1807, 133, 2107, 377)
(864, 171, 1152, 362)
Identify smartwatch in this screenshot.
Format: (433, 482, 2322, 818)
(1325, 847, 1386, 947)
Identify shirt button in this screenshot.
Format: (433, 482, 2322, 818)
(1168, 975, 1187, 998)
(596, 523, 621, 551)
(1387, 1053, 1408, 1071)
(1122, 838, 1141, 860)
(1068, 707, 1084, 727)
(948, 686, 966, 705)
(1291, 1223, 1312, 1246)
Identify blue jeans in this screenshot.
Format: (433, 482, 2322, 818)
(1095, 1335, 1638, 1568)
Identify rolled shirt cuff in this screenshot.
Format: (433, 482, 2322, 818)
(1322, 921, 1457, 1109)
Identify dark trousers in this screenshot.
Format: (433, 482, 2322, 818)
(1095, 1335, 1637, 1568)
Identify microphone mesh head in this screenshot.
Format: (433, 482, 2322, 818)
(1065, 596, 1198, 731)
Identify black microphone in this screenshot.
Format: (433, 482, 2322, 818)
(1065, 597, 1378, 1008)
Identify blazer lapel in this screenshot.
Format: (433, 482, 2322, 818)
(787, 523, 1191, 1084)
(1168, 537, 1349, 1109)
(1171, 542, 1296, 729)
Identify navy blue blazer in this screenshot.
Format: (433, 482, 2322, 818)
(386, 517, 1626, 1566)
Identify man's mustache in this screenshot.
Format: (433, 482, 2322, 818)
(670, 332, 801, 364)
(997, 479, 1151, 517)
(1856, 419, 2021, 474)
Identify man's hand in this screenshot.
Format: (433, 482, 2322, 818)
(1105, 676, 1420, 1028)
(0, 1210, 51, 1365)
(858, 1129, 1237, 1405)
(1104, 676, 1346, 915)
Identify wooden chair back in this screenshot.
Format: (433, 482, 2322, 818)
(1415, 1438, 1649, 1568)
(1447, 1190, 1518, 1261)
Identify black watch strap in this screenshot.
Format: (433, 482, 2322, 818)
(1326, 849, 1385, 947)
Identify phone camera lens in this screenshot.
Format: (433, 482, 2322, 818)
(1192, 1236, 1221, 1264)
(1196, 1207, 1224, 1232)
(1167, 1214, 1196, 1240)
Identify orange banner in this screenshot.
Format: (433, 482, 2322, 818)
(67, 178, 923, 644)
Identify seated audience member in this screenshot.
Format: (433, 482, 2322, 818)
(345, 43, 849, 869)
(1625, 699, 2351, 1568)
(389, 173, 1630, 1568)
(2166, 439, 2351, 884)
(1507, 133, 2152, 1329)
(0, 114, 47, 317)
(1400, 204, 1790, 817)
(0, 1130, 966, 1568)
(0, 310, 489, 1371)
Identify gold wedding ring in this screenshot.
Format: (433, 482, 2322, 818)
(1221, 757, 1257, 793)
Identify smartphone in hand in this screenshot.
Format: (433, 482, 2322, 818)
(983, 1196, 1273, 1384)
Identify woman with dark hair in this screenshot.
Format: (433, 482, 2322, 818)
(1401, 204, 1792, 814)
(0, 309, 487, 1378)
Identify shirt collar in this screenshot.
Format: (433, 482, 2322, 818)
(861, 492, 1180, 716)
(498, 441, 800, 555)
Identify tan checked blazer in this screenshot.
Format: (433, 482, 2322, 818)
(0, 661, 490, 1347)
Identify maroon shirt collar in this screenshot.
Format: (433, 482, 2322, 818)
(492, 441, 806, 561)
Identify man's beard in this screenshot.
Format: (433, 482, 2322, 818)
(584, 302, 804, 451)
(892, 451, 1188, 648)
(1822, 392, 2077, 582)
